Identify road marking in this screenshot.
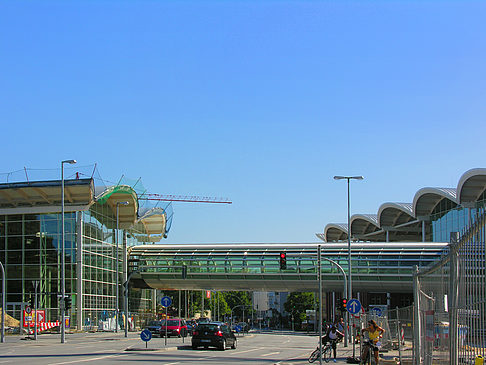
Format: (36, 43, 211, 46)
(49, 352, 129, 364)
(233, 347, 266, 354)
(262, 351, 280, 357)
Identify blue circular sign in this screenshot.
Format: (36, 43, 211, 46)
(371, 307, 383, 317)
(235, 325, 242, 333)
(140, 329, 152, 342)
(346, 298, 362, 314)
(161, 296, 172, 308)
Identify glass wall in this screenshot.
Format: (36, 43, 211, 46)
(0, 213, 76, 323)
(431, 198, 486, 242)
(0, 206, 154, 331)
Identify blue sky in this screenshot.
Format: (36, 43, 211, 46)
(1, 1, 485, 243)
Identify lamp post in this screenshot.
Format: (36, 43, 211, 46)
(61, 159, 76, 344)
(333, 175, 363, 345)
(115, 201, 129, 333)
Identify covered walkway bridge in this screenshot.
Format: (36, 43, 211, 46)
(127, 242, 448, 293)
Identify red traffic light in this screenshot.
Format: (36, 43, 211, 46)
(279, 252, 287, 269)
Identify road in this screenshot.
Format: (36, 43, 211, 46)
(0, 331, 323, 364)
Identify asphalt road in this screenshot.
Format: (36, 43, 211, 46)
(0, 330, 403, 365)
(0, 330, 322, 365)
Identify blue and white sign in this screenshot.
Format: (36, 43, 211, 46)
(346, 298, 362, 314)
(140, 329, 152, 342)
(161, 296, 172, 308)
(235, 325, 242, 333)
(371, 307, 383, 317)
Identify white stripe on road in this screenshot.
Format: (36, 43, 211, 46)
(262, 351, 280, 357)
(49, 353, 129, 364)
(233, 347, 266, 354)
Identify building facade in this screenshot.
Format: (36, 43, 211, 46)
(0, 177, 170, 331)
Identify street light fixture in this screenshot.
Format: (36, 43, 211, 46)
(61, 159, 76, 344)
(115, 201, 129, 333)
(333, 175, 363, 346)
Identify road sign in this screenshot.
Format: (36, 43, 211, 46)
(37, 311, 45, 323)
(161, 296, 172, 308)
(140, 329, 152, 342)
(25, 306, 32, 314)
(235, 325, 242, 333)
(371, 307, 383, 317)
(346, 298, 362, 314)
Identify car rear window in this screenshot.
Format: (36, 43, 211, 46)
(165, 320, 180, 326)
(148, 321, 162, 326)
(196, 324, 219, 332)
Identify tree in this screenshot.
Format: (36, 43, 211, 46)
(283, 292, 315, 329)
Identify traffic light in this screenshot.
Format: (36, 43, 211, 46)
(279, 252, 287, 270)
(341, 298, 347, 312)
(64, 296, 72, 311)
(28, 297, 34, 308)
(181, 265, 187, 279)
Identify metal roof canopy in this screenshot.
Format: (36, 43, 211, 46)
(128, 242, 448, 292)
(0, 178, 94, 213)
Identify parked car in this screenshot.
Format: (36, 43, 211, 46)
(145, 320, 164, 337)
(192, 322, 237, 350)
(160, 318, 188, 337)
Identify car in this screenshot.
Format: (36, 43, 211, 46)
(160, 318, 188, 337)
(145, 320, 164, 337)
(192, 322, 237, 350)
(237, 322, 250, 333)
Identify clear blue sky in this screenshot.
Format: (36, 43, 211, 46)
(1, 1, 485, 243)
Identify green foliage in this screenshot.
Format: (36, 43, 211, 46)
(283, 292, 315, 328)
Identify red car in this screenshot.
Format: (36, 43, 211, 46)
(160, 318, 188, 337)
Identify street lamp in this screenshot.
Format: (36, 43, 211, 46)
(115, 201, 129, 333)
(61, 159, 76, 344)
(334, 175, 363, 345)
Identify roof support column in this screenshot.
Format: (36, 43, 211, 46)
(422, 220, 426, 242)
(76, 211, 83, 331)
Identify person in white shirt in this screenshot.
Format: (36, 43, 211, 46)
(321, 326, 344, 362)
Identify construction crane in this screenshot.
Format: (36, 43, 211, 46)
(138, 193, 232, 204)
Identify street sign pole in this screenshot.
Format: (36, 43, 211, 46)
(33, 281, 39, 340)
(165, 306, 168, 346)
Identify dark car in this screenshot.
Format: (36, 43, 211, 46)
(160, 318, 188, 337)
(145, 320, 164, 337)
(192, 322, 237, 350)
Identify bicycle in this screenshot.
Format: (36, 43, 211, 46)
(308, 341, 333, 363)
(360, 338, 380, 365)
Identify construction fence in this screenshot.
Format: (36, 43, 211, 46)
(413, 212, 486, 364)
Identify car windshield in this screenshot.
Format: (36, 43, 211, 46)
(165, 320, 180, 326)
(197, 324, 219, 332)
(148, 321, 162, 326)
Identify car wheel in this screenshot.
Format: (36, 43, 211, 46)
(231, 339, 237, 349)
(220, 339, 226, 351)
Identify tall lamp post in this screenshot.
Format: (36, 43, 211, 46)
(333, 175, 363, 344)
(115, 201, 129, 333)
(61, 159, 76, 344)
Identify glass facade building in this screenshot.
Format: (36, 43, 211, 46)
(0, 178, 170, 331)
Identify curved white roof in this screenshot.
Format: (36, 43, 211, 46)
(350, 214, 380, 237)
(323, 223, 348, 242)
(378, 202, 414, 227)
(457, 168, 486, 203)
(412, 187, 457, 217)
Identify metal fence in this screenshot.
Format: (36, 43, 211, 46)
(414, 212, 486, 365)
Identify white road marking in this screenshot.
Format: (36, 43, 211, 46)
(49, 352, 129, 364)
(262, 351, 280, 357)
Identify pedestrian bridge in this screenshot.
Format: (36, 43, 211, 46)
(127, 242, 448, 292)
